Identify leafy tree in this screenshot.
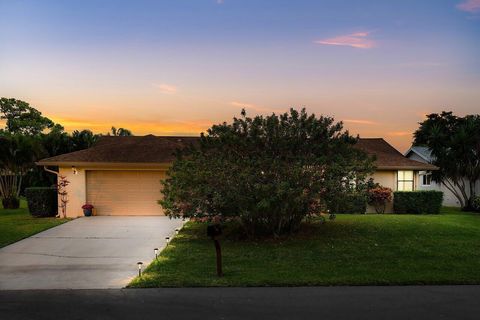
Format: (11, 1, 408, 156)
(161, 109, 374, 237)
(0, 98, 54, 135)
(414, 111, 480, 210)
(0, 98, 103, 191)
(109, 126, 132, 136)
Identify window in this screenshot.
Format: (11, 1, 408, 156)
(420, 171, 432, 186)
(397, 170, 414, 191)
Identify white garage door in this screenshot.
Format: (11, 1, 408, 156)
(86, 170, 166, 215)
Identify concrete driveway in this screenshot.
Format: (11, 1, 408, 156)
(0, 217, 184, 290)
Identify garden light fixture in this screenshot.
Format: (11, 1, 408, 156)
(137, 262, 143, 277)
(175, 228, 179, 235)
(165, 237, 170, 246)
(154, 248, 159, 259)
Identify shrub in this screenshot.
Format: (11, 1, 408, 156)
(472, 195, 480, 212)
(25, 187, 57, 217)
(367, 187, 392, 214)
(328, 193, 367, 214)
(393, 191, 443, 214)
(161, 109, 375, 237)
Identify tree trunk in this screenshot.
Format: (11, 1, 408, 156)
(442, 180, 465, 208)
(213, 238, 223, 277)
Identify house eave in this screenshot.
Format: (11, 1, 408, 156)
(35, 161, 172, 169)
(376, 165, 438, 171)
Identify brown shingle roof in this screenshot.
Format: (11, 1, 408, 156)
(37, 135, 437, 170)
(37, 135, 199, 165)
(354, 138, 437, 170)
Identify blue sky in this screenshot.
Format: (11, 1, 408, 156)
(1, 0, 479, 150)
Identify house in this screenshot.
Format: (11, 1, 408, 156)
(37, 135, 436, 217)
(405, 146, 479, 207)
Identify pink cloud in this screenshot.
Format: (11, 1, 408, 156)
(457, 0, 480, 12)
(314, 32, 375, 49)
(154, 83, 177, 94)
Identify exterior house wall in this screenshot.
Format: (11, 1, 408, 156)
(59, 166, 86, 218)
(421, 179, 480, 207)
(416, 179, 460, 207)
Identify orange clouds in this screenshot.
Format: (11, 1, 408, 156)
(314, 32, 375, 49)
(457, 0, 480, 12)
(49, 117, 212, 136)
(343, 119, 377, 125)
(387, 131, 412, 137)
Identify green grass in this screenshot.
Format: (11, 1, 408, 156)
(0, 199, 68, 248)
(129, 210, 480, 287)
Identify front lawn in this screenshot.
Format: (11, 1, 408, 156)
(129, 210, 480, 287)
(0, 200, 67, 248)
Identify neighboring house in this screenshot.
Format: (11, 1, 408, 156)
(37, 136, 436, 217)
(405, 146, 480, 207)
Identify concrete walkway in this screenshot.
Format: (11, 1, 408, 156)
(0, 217, 184, 290)
(0, 286, 479, 319)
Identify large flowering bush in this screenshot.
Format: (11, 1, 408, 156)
(368, 186, 392, 214)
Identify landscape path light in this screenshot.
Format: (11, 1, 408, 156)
(154, 248, 159, 259)
(165, 236, 170, 246)
(137, 262, 143, 277)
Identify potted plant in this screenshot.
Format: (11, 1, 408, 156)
(82, 204, 94, 216)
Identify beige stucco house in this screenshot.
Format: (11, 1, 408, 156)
(37, 135, 436, 217)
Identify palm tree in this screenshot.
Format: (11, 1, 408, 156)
(109, 126, 132, 136)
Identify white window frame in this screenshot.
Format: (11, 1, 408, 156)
(419, 170, 432, 187)
(397, 170, 414, 191)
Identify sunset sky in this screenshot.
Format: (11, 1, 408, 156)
(1, 0, 479, 151)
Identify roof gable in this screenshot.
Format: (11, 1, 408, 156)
(404, 146, 433, 162)
(354, 138, 437, 170)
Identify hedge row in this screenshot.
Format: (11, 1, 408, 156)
(393, 191, 443, 214)
(25, 187, 57, 217)
(328, 193, 367, 214)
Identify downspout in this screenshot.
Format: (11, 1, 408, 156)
(43, 166, 60, 177)
(43, 166, 61, 218)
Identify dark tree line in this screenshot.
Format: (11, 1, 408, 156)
(0, 97, 132, 208)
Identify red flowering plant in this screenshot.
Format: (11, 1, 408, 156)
(367, 186, 392, 214)
(82, 204, 94, 210)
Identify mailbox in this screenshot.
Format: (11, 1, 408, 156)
(207, 224, 222, 238)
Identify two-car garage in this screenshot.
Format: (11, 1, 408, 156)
(86, 170, 166, 216)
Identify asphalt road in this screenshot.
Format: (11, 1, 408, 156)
(1, 286, 478, 320)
